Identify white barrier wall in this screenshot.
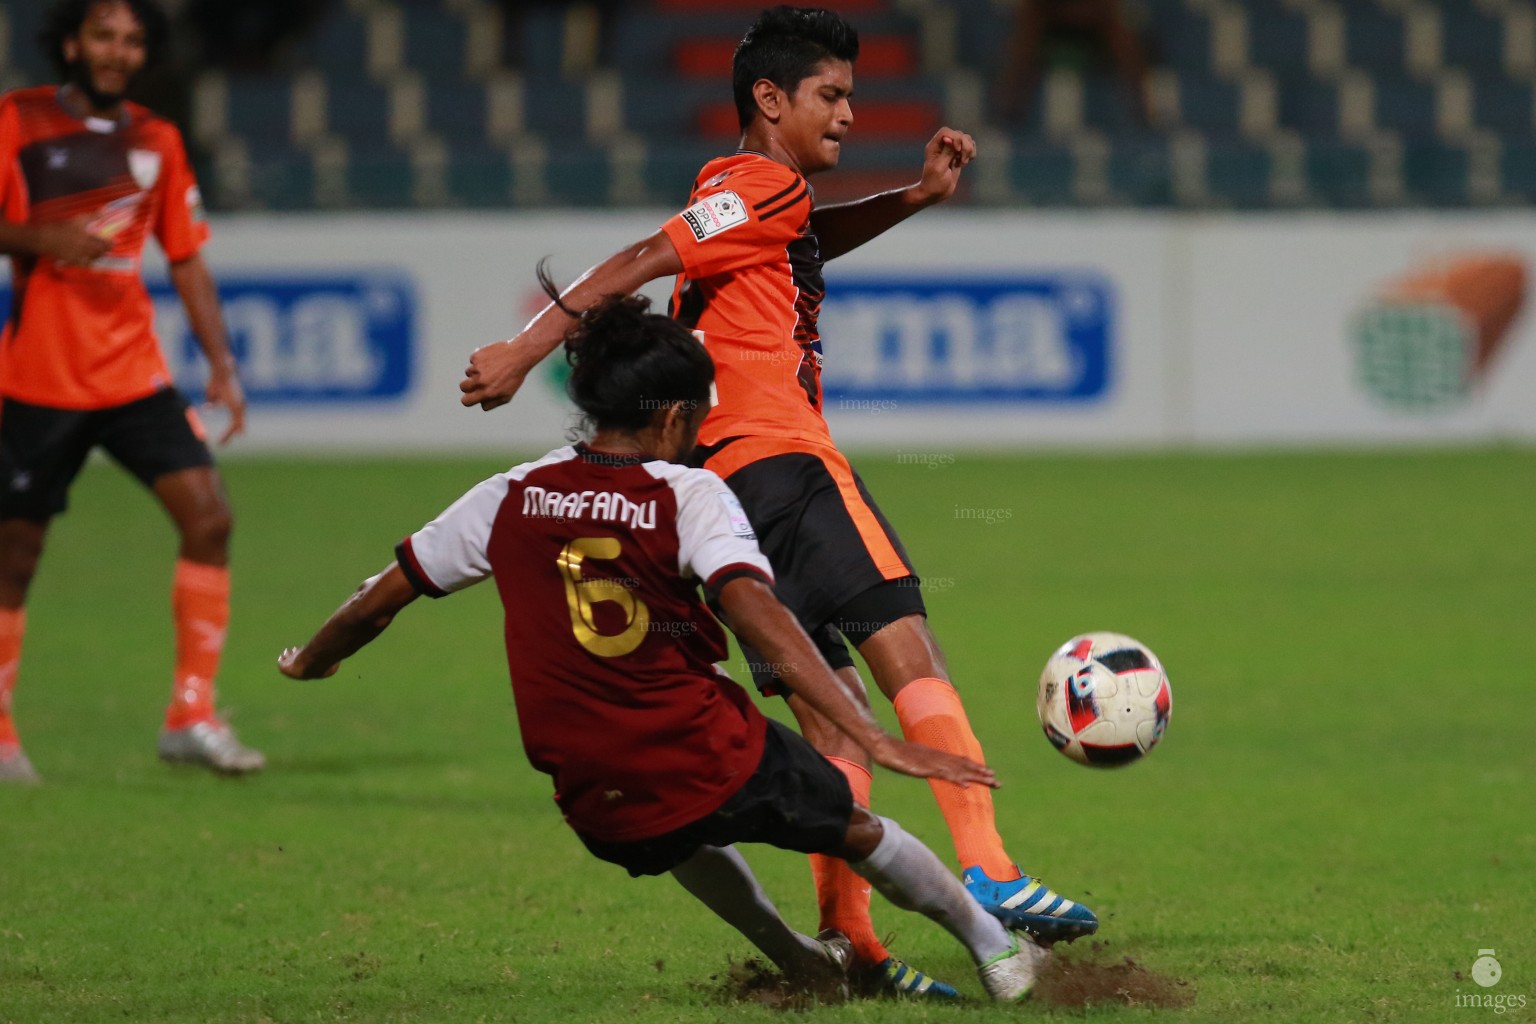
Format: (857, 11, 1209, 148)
(38, 209, 1532, 452)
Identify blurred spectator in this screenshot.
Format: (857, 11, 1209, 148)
(499, 0, 620, 73)
(185, 0, 330, 71)
(993, 0, 1151, 127)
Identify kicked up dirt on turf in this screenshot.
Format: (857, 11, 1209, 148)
(706, 941, 1193, 1010)
(1034, 940, 1196, 1009)
(706, 957, 853, 1010)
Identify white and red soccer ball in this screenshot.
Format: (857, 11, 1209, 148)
(1037, 632, 1171, 767)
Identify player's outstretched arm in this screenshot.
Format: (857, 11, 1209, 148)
(170, 253, 246, 444)
(717, 576, 997, 788)
(459, 231, 686, 411)
(278, 564, 420, 680)
(811, 127, 977, 262)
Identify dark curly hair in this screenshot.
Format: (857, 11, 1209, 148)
(732, 6, 860, 130)
(537, 262, 715, 434)
(40, 0, 170, 79)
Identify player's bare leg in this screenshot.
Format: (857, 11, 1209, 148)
(858, 614, 1098, 942)
(151, 467, 262, 774)
(0, 518, 47, 783)
(786, 673, 962, 998)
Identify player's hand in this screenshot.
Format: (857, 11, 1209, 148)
(911, 127, 977, 207)
(36, 220, 110, 267)
(204, 362, 247, 444)
(867, 736, 998, 788)
(278, 646, 339, 680)
(460, 340, 531, 411)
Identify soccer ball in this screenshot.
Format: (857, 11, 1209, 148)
(1037, 632, 1171, 767)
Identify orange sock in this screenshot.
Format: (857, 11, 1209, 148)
(164, 560, 229, 729)
(0, 607, 24, 749)
(893, 677, 1017, 880)
(808, 756, 890, 965)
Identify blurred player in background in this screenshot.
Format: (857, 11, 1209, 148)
(460, 4, 1097, 997)
(0, 0, 262, 782)
(280, 282, 1048, 1002)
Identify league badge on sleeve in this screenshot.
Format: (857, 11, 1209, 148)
(185, 184, 207, 223)
(718, 491, 756, 539)
(681, 191, 749, 242)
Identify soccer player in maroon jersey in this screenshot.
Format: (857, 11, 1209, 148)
(279, 283, 1048, 1001)
(0, 0, 262, 781)
(457, 6, 1096, 993)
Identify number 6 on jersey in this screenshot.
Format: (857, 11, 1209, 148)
(557, 537, 650, 657)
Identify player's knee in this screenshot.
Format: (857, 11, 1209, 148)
(182, 499, 233, 557)
(831, 805, 884, 861)
(791, 710, 863, 762)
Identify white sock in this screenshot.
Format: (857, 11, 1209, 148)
(850, 816, 1014, 964)
(670, 845, 823, 972)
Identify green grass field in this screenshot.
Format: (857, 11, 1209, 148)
(2, 448, 1533, 1023)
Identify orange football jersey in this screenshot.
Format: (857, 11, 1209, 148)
(662, 151, 832, 452)
(0, 87, 209, 409)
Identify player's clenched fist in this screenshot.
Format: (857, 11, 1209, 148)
(913, 127, 977, 206)
(277, 646, 336, 680)
(459, 340, 530, 410)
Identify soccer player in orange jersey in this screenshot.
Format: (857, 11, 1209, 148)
(0, 0, 262, 781)
(460, 6, 1096, 993)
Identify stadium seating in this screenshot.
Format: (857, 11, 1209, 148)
(1204, 138, 1274, 207)
(0, 1, 53, 86)
(1010, 141, 1080, 206)
(5, 0, 1530, 209)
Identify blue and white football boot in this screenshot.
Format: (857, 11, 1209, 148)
(871, 957, 961, 1000)
(963, 866, 1099, 944)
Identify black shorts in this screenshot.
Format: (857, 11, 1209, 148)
(702, 444, 927, 694)
(0, 388, 213, 521)
(576, 720, 854, 877)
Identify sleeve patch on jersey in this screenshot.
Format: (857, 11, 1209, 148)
(718, 491, 756, 539)
(680, 190, 749, 241)
(186, 184, 206, 223)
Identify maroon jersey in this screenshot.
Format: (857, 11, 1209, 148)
(396, 444, 775, 842)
